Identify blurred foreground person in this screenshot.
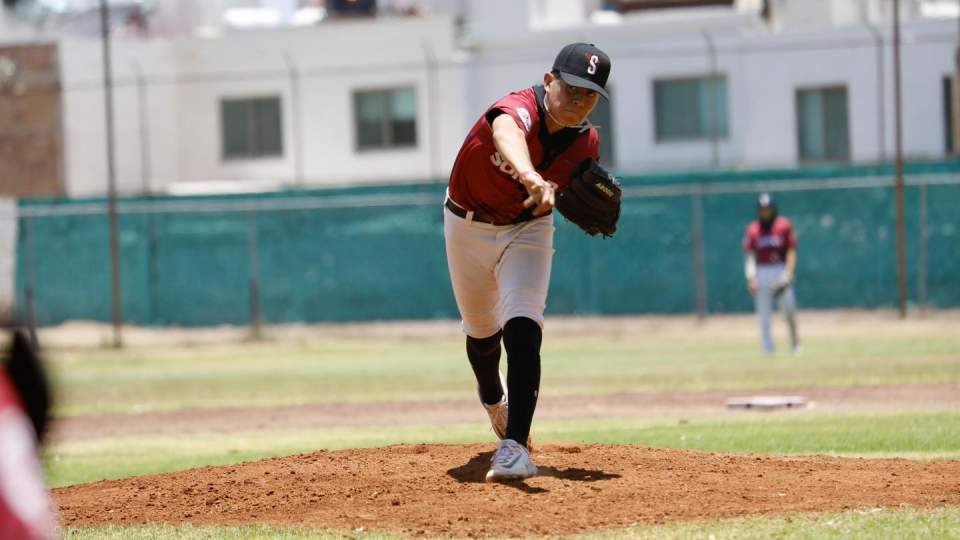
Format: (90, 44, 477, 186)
(0, 327, 56, 540)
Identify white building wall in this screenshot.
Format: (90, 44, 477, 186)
(59, 38, 181, 197)
(171, 36, 297, 185)
(464, 10, 758, 172)
(900, 20, 955, 159)
(467, 14, 954, 173)
(52, 8, 958, 197)
(734, 22, 955, 168)
(736, 27, 884, 167)
(610, 32, 744, 171)
(57, 16, 465, 195)
(299, 69, 430, 184)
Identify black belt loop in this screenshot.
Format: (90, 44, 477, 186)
(444, 198, 537, 226)
(444, 198, 472, 220)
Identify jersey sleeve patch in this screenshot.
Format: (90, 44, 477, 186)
(485, 90, 539, 138)
(516, 107, 533, 132)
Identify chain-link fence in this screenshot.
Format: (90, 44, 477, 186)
(11, 163, 960, 333)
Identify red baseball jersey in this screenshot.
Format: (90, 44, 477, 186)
(743, 217, 797, 265)
(448, 86, 600, 224)
(0, 372, 55, 540)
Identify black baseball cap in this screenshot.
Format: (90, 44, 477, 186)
(552, 42, 611, 99)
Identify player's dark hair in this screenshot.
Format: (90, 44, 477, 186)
(3, 329, 51, 444)
(757, 192, 777, 230)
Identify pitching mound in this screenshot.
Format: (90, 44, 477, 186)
(54, 444, 960, 537)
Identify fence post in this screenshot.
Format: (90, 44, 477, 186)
(282, 53, 304, 187)
(20, 216, 38, 344)
(146, 202, 159, 325)
(690, 185, 708, 321)
(100, 0, 124, 348)
(917, 178, 928, 312)
(247, 210, 263, 339)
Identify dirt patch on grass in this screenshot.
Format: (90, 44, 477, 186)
(50, 383, 960, 441)
(54, 443, 960, 538)
(36, 309, 960, 351)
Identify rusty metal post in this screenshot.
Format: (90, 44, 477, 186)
(893, 0, 907, 319)
(100, 0, 124, 346)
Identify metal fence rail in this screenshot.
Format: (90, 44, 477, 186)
(11, 173, 960, 335)
(10, 173, 960, 218)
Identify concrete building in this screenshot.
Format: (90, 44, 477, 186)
(52, 15, 466, 196)
(0, 0, 957, 197)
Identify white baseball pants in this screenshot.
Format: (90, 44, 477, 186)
(443, 203, 555, 339)
(755, 263, 799, 353)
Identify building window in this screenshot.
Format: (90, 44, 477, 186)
(354, 87, 417, 150)
(589, 85, 615, 168)
(653, 75, 728, 142)
(944, 76, 954, 154)
(612, 0, 734, 11)
(796, 86, 850, 162)
(221, 96, 283, 159)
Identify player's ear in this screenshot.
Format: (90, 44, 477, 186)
(543, 72, 554, 87)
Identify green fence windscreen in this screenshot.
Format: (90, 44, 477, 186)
(15, 161, 960, 326)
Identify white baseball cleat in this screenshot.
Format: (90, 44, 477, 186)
(482, 395, 509, 440)
(485, 439, 538, 482)
(478, 370, 508, 440)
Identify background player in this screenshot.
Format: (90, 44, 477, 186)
(444, 43, 611, 481)
(743, 193, 800, 355)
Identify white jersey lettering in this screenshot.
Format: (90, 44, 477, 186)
(490, 152, 520, 180)
(756, 235, 784, 249)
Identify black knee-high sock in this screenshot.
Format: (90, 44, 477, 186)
(503, 317, 541, 444)
(466, 331, 503, 405)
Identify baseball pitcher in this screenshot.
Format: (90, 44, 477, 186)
(743, 193, 800, 355)
(444, 43, 619, 482)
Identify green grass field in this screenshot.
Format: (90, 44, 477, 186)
(49, 330, 959, 416)
(42, 314, 960, 539)
(61, 507, 960, 540)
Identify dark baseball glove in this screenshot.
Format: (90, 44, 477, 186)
(555, 159, 622, 237)
(772, 273, 793, 297)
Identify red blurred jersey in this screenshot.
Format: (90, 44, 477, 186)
(0, 373, 55, 540)
(448, 86, 600, 224)
(743, 217, 797, 265)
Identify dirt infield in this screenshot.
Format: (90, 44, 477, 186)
(50, 383, 960, 441)
(54, 444, 960, 537)
(37, 309, 960, 351)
